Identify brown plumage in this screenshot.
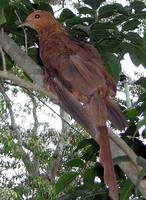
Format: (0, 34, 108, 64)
(20, 10, 127, 200)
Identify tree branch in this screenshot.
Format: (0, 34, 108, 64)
(47, 109, 70, 182)
(0, 30, 43, 86)
(0, 70, 57, 102)
(28, 92, 39, 135)
(109, 129, 146, 197)
(27, 92, 40, 176)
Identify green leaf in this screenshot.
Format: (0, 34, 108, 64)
(90, 22, 118, 41)
(83, 0, 105, 9)
(135, 11, 146, 19)
(135, 77, 146, 88)
(21, 0, 34, 10)
(124, 32, 143, 45)
(137, 118, 146, 129)
(78, 6, 96, 16)
(92, 22, 118, 32)
(34, 2, 53, 13)
(83, 168, 96, 188)
(138, 92, 146, 102)
(74, 138, 97, 152)
(120, 179, 134, 200)
(122, 19, 141, 31)
(144, 31, 146, 45)
(81, 17, 95, 24)
(64, 186, 87, 199)
(66, 158, 86, 168)
(135, 46, 146, 66)
(99, 3, 127, 19)
(113, 14, 128, 25)
(117, 42, 142, 66)
(0, 8, 6, 25)
(66, 16, 84, 26)
(55, 172, 78, 194)
(129, 46, 142, 66)
(126, 108, 139, 119)
(101, 39, 121, 52)
(143, 31, 146, 52)
(119, 44, 146, 67)
(102, 53, 121, 81)
(5, 55, 14, 70)
(82, 145, 97, 161)
(118, 42, 134, 54)
(4, 5, 17, 26)
(60, 8, 75, 22)
(27, 47, 40, 63)
(130, 1, 146, 12)
(0, 0, 9, 8)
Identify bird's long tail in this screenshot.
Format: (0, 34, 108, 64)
(89, 94, 119, 200)
(99, 125, 119, 200)
(53, 79, 119, 200)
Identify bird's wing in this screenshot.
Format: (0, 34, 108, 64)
(66, 38, 117, 96)
(60, 54, 106, 96)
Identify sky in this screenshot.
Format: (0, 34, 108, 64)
(122, 54, 146, 79)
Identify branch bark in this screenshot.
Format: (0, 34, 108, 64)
(27, 92, 40, 176)
(47, 109, 70, 182)
(0, 31, 146, 197)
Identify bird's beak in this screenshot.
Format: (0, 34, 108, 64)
(18, 21, 29, 28)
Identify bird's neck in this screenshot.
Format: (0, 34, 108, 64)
(38, 23, 66, 41)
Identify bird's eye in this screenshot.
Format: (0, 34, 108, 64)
(34, 14, 40, 19)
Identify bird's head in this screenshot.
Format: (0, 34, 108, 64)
(19, 10, 61, 32)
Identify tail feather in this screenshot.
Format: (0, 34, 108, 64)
(107, 99, 128, 130)
(99, 126, 119, 200)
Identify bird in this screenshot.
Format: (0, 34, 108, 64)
(19, 10, 127, 200)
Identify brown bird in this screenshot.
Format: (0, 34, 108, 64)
(19, 10, 127, 200)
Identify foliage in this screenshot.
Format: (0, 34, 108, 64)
(0, 0, 146, 199)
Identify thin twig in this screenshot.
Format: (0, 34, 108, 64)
(0, 48, 6, 72)
(0, 30, 7, 73)
(32, 92, 81, 134)
(26, 91, 40, 175)
(0, 84, 21, 139)
(27, 92, 39, 135)
(0, 70, 57, 101)
(14, 10, 28, 53)
(54, 0, 65, 13)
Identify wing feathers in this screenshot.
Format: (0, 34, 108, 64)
(107, 99, 128, 130)
(61, 54, 106, 96)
